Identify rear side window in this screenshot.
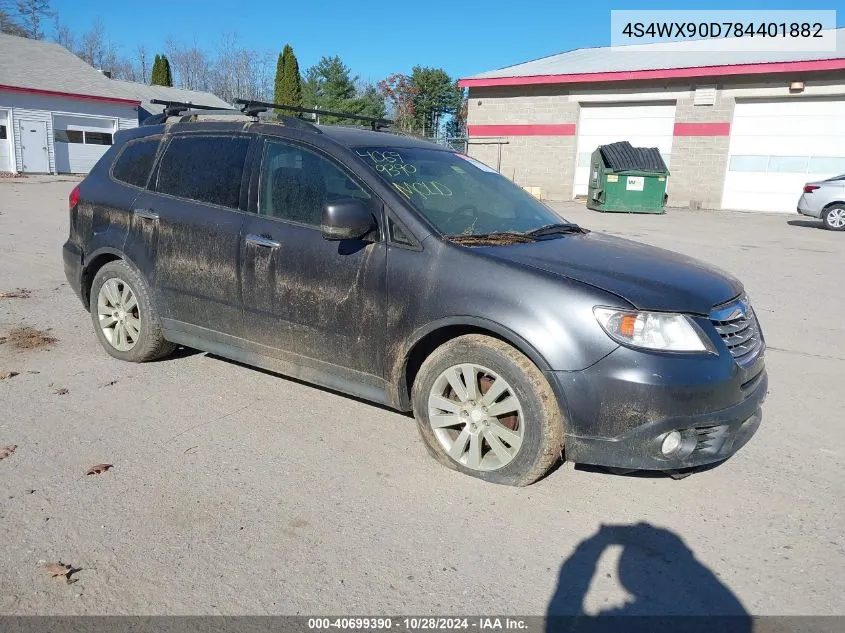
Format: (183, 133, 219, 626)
(112, 138, 160, 188)
(156, 135, 250, 208)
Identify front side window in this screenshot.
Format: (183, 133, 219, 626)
(354, 146, 563, 237)
(259, 140, 370, 227)
(112, 138, 160, 189)
(156, 135, 250, 208)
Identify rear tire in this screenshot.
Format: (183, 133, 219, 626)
(89, 260, 176, 362)
(822, 204, 845, 231)
(411, 334, 564, 486)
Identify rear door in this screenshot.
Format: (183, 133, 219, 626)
(239, 136, 387, 379)
(128, 133, 253, 336)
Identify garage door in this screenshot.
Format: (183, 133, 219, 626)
(53, 115, 116, 174)
(574, 103, 676, 196)
(722, 100, 845, 212)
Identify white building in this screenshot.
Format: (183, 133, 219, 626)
(0, 33, 229, 175)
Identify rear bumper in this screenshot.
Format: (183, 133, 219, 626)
(62, 240, 85, 305)
(797, 195, 821, 218)
(548, 344, 767, 471)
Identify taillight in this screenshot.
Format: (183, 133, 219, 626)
(69, 184, 80, 209)
(804, 185, 820, 193)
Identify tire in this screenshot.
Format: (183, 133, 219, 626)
(411, 334, 564, 486)
(89, 260, 176, 362)
(822, 204, 845, 231)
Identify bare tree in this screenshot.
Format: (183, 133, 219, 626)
(165, 37, 211, 91)
(136, 44, 149, 84)
(15, 0, 52, 38)
(78, 18, 105, 67)
(52, 15, 73, 50)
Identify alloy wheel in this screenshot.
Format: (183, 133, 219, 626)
(97, 277, 140, 352)
(826, 208, 845, 228)
(427, 363, 525, 471)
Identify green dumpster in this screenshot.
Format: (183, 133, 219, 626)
(586, 141, 669, 214)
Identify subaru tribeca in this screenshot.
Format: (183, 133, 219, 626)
(62, 114, 766, 486)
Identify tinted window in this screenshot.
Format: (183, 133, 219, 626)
(85, 131, 113, 145)
(259, 140, 370, 227)
(55, 129, 84, 144)
(112, 138, 159, 188)
(156, 135, 250, 208)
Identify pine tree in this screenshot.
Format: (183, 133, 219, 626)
(279, 45, 302, 112)
(150, 54, 162, 85)
(160, 55, 173, 87)
(273, 50, 285, 116)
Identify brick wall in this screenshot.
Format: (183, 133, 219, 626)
(668, 92, 735, 209)
(466, 87, 579, 201)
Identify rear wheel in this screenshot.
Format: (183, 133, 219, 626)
(89, 260, 176, 362)
(823, 204, 845, 231)
(412, 334, 564, 486)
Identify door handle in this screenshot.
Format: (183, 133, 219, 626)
(246, 234, 281, 248)
(133, 208, 159, 221)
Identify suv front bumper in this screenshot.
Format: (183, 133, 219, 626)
(548, 345, 767, 471)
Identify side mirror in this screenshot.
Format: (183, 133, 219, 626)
(321, 199, 376, 241)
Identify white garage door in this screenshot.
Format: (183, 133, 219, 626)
(53, 115, 116, 174)
(722, 100, 845, 212)
(574, 103, 676, 196)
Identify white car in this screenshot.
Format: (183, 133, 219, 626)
(797, 176, 845, 231)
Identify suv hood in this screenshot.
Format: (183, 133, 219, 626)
(475, 232, 742, 315)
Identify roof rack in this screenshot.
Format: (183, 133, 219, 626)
(150, 99, 236, 117)
(234, 99, 393, 131)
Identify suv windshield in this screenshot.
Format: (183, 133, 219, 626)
(354, 146, 569, 238)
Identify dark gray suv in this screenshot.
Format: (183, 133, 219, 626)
(62, 113, 766, 486)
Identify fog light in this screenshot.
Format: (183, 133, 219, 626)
(661, 431, 682, 456)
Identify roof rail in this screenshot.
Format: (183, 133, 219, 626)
(234, 99, 393, 131)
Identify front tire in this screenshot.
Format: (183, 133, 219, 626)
(823, 204, 845, 231)
(411, 334, 564, 486)
(89, 260, 176, 362)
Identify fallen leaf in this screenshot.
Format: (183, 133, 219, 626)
(0, 289, 31, 299)
(0, 445, 17, 460)
(42, 562, 79, 583)
(0, 371, 19, 380)
(43, 562, 72, 578)
(85, 463, 113, 475)
(53, 388, 69, 395)
(0, 327, 57, 351)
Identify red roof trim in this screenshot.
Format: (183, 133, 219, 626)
(458, 58, 845, 88)
(674, 122, 731, 136)
(468, 123, 576, 136)
(0, 84, 141, 106)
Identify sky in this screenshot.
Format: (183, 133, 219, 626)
(48, 0, 844, 82)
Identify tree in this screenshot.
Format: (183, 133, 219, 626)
(150, 54, 161, 84)
(378, 73, 417, 132)
(0, 4, 27, 36)
(151, 53, 173, 87)
(273, 43, 302, 116)
(354, 82, 386, 120)
(77, 18, 105, 67)
(410, 66, 461, 137)
(136, 45, 149, 84)
(15, 0, 52, 38)
(52, 15, 73, 50)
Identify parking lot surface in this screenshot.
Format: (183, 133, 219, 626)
(1, 178, 843, 616)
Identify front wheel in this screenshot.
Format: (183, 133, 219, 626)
(411, 334, 564, 486)
(823, 205, 845, 231)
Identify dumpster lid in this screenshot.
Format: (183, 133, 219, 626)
(599, 141, 668, 173)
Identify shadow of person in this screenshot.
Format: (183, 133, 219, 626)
(546, 522, 750, 633)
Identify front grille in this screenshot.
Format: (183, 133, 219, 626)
(710, 296, 764, 366)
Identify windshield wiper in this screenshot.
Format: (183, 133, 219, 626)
(527, 222, 587, 238)
(445, 231, 536, 246)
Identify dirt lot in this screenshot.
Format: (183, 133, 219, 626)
(1, 178, 843, 616)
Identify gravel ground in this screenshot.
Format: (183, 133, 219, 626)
(0, 178, 843, 616)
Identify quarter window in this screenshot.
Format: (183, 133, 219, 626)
(156, 135, 251, 209)
(112, 138, 160, 189)
(259, 140, 370, 227)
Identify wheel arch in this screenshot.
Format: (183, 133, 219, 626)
(81, 247, 141, 307)
(395, 316, 562, 412)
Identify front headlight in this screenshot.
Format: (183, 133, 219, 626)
(593, 307, 714, 353)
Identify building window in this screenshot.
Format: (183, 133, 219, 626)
(0, 124, 7, 140)
(84, 131, 113, 145)
(55, 129, 84, 144)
